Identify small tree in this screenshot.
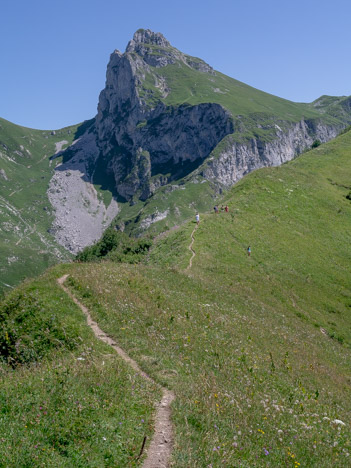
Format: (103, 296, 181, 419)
(311, 139, 321, 149)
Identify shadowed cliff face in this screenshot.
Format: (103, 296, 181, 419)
(92, 29, 351, 204)
(53, 29, 351, 242)
(94, 34, 233, 200)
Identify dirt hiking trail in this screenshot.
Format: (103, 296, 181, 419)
(58, 275, 175, 468)
(186, 224, 198, 270)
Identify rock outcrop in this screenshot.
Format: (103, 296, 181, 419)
(94, 29, 229, 201)
(92, 29, 351, 204)
(48, 130, 119, 254)
(203, 119, 342, 187)
(52, 29, 351, 245)
(0, 169, 8, 181)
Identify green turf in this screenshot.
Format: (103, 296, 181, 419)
(60, 129, 351, 467)
(0, 266, 160, 466)
(135, 46, 349, 137)
(2, 130, 351, 466)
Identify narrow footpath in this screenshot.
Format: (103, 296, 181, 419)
(57, 275, 175, 468)
(186, 224, 198, 270)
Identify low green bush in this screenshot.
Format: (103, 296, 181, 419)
(76, 228, 152, 264)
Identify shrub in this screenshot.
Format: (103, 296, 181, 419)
(76, 228, 152, 264)
(0, 290, 79, 367)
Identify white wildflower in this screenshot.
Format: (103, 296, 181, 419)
(332, 419, 346, 426)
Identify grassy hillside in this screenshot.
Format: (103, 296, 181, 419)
(0, 118, 78, 293)
(0, 266, 160, 466)
(2, 130, 350, 466)
(136, 42, 350, 138)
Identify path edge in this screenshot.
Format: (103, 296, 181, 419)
(57, 274, 175, 468)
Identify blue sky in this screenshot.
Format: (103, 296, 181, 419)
(2, 0, 351, 129)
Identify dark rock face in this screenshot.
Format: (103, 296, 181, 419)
(94, 31, 233, 200)
(63, 29, 351, 206)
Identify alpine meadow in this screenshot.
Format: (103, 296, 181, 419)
(1, 28, 351, 468)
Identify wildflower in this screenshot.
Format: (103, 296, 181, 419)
(263, 448, 269, 455)
(332, 419, 345, 426)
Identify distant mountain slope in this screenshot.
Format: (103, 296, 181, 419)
(2, 29, 351, 291)
(0, 118, 76, 292)
(3, 129, 351, 466)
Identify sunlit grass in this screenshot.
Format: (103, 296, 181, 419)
(66, 130, 351, 466)
(1, 130, 351, 466)
(0, 267, 160, 466)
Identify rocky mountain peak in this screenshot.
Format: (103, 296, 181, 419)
(126, 29, 171, 52)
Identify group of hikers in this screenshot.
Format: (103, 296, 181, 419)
(213, 204, 229, 214)
(195, 205, 251, 256)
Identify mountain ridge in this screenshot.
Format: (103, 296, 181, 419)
(2, 29, 351, 290)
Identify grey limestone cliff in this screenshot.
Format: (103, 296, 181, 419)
(94, 29, 229, 201)
(93, 29, 351, 202)
(52, 29, 351, 245)
(203, 119, 342, 187)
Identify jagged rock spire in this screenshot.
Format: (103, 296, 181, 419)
(126, 29, 171, 52)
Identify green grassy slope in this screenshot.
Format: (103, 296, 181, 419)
(137, 43, 348, 134)
(50, 130, 351, 466)
(1, 108, 351, 467)
(0, 118, 77, 294)
(0, 266, 160, 466)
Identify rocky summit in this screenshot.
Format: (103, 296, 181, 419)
(94, 29, 232, 201)
(60, 29, 351, 212)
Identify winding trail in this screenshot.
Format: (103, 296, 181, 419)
(57, 275, 175, 468)
(186, 224, 198, 270)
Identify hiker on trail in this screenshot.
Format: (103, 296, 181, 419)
(247, 246, 251, 256)
(195, 213, 200, 225)
(225, 205, 229, 213)
(220, 205, 225, 212)
(214, 205, 219, 214)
